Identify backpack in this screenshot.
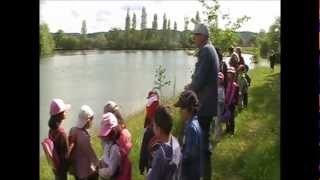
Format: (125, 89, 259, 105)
(226, 82, 238, 106)
(245, 74, 251, 86)
(41, 136, 60, 173)
(155, 138, 179, 180)
(221, 108, 231, 123)
(239, 75, 249, 93)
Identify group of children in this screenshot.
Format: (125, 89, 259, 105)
(42, 99, 133, 180)
(215, 47, 252, 140)
(139, 89, 204, 180)
(43, 87, 206, 180)
(43, 46, 251, 180)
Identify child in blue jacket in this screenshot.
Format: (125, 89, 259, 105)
(174, 90, 203, 180)
(147, 105, 181, 180)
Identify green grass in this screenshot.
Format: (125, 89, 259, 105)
(212, 65, 280, 180)
(40, 66, 280, 180)
(241, 47, 258, 54)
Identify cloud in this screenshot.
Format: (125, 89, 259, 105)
(71, 10, 80, 19)
(39, 0, 47, 5)
(96, 10, 111, 22)
(121, 5, 143, 12)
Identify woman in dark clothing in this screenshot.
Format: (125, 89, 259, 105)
(269, 51, 276, 71)
(215, 47, 228, 88)
(48, 99, 71, 180)
(235, 47, 245, 65)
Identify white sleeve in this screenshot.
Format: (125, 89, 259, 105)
(99, 168, 112, 179)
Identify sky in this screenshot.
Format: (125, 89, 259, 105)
(40, 0, 280, 33)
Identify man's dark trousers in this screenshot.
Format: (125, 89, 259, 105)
(199, 116, 213, 180)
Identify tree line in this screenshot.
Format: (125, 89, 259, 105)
(40, 1, 280, 61)
(40, 7, 202, 56)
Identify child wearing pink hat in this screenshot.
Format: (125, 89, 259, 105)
(47, 98, 71, 180)
(104, 101, 132, 180)
(98, 112, 122, 179)
(225, 67, 239, 135)
(214, 72, 226, 141)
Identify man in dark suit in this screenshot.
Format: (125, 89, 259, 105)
(185, 23, 219, 180)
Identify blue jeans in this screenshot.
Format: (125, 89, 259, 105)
(199, 116, 213, 180)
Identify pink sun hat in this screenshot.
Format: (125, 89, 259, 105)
(50, 98, 71, 116)
(99, 112, 118, 137)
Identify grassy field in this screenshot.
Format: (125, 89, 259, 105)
(40, 66, 280, 180)
(212, 65, 280, 180)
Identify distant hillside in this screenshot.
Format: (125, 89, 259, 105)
(236, 31, 257, 46)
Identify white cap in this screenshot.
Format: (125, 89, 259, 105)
(77, 105, 94, 128)
(104, 101, 119, 113)
(193, 23, 209, 36)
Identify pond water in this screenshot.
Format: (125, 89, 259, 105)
(40, 50, 254, 150)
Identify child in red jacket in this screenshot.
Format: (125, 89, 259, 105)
(225, 67, 239, 135)
(139, 89, 160, 175)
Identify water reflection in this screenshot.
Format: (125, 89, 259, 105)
(40, 50, 195, 147)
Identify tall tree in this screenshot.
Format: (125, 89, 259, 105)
(168, 19, 171, 30)
(55, 29, 64, 48)
(141, 7, 147, 30)
(267, 17, 280, 54)
(132, 12, 136, 30)
(80, 20, 88, 49)
(195, 11, 201, 23)
(174, 21, 177, 31)
(191, 11, 201, 26)
(184, 17, 189, 31)
(152, 14, 158, 30)
(81, 20, 87, 37)
(201, 0, 250, 52)
(257, 30, 269, 58)
(40, 23, 55, 56)
(125, 8, 131, 31)
(95, 33, 107, 49)
(162, 13, 167, 30)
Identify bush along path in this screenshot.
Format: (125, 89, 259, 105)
(212, 65, 280, 180)
(40, 66, 280, 180)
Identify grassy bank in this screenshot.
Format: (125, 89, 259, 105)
(241, 47, 258, 54)
(212, 65, 280, 180)
(40, 66, 280, 180)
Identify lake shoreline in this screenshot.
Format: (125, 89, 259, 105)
(40, 50, 196, 147)
(54, 48, 195, 51)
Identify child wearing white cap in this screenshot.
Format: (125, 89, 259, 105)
(68, 105, 99, 180)
(225, 67, 240, 135)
